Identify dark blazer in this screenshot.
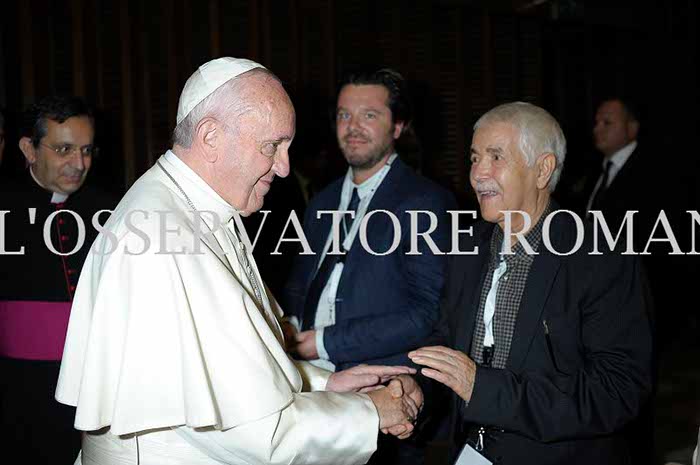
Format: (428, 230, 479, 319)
(441, 207, 653, 465)
(284, 158, 457, 370)
(583, 144, 694, 346)
(583, 145, 662, 240)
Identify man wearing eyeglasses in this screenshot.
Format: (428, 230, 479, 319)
(0, 95, 116, 464)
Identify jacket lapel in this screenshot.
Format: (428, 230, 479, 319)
(352, 159, 404, 252)
(454, 224, 492, 353)
(306, 181, 343, 283)
(506, 223, 563, 372)
(336, 160, 405, 285)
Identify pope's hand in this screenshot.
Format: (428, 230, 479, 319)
(394, 374, 423, 417)
(409, 346, 476, 403)
(367, 380, 416, 437)
(326, 364, 416, 393)
(381, 375, 423, 439)
(382, 375, 423, 439)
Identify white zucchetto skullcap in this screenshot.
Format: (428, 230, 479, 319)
(176, 57, 266, 125)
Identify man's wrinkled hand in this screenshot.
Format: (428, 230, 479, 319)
(293, 330, 319, 360)
(381, 376, 423, 439)
(326, 364, 416, 393)
(367, 381, 416, 439)
(409, 346, 476, 403)
(395, 374, 423, 417)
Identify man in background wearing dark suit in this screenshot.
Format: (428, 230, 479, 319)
(410, 102, 652, 465)
(284, 68, 457, 465)
(586, 97, 647, 227)
(585, 96, 696, 464)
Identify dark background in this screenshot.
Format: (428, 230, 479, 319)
(1, 0, 696, 207)
(1, 1, 698, 463)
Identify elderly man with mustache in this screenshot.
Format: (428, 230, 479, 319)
(410, 102, 653, 465)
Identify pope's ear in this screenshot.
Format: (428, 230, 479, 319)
(195, 118, 221, 162)
(19, 137, 37, 164)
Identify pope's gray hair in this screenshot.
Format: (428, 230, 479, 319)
(474, 102, 566, 191)
(172, 68, 278, 148)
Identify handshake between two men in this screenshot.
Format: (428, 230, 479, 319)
(283, 322, 424, 440)
(326, 364, 424, 440)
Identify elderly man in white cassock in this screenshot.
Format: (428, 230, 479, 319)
(56, 57, 422, 465)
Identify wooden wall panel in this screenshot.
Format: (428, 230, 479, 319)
(219, 1, 252, 65)
(1, 0, 690, 204)
(267, 0, 297, 88)
(48, 0, 75, 96)
(118, 0, 135, 188)
(428, 3, 461, 196)
(71, 0, 86, 96)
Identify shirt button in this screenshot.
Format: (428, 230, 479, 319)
(61, 235, 69, 241)
(69, 285, 76, 292)
(67, 269, 76, 275)
(58, 218, 65, 225)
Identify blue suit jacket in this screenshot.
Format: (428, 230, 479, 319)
(284, 158, 457, 370)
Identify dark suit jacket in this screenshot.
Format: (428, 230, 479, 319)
(584, 145, 663, 241)
(283, 158, 457, 370)
(441, 208, 653, 465)
(583, 144, 694, 346)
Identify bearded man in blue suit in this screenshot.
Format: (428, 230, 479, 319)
(284, 68, 456, 465)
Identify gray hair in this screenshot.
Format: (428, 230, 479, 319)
(172, 68, 278, 148)
(474, 101, 566, 191)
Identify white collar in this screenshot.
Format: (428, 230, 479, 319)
(161, 150, 238, 224)
(605, 140, 637, 170)
(343, 153, 398, 201)
(29, 167, 69, 204)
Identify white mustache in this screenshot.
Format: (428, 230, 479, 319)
(474, 182, 500, 194)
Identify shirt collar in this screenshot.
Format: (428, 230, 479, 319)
(161, 150, 238, 224)
(490, 200, 553, 262)
(29, 167, 70, 204)
(605, 140, 637, 170)
(343, 153, 398, 201)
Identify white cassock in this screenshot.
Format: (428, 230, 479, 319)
(56, 150, 379, 465)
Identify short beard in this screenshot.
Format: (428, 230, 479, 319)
(343, 139, 394, 172)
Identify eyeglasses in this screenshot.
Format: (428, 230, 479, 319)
(40, 142, 99, 158)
